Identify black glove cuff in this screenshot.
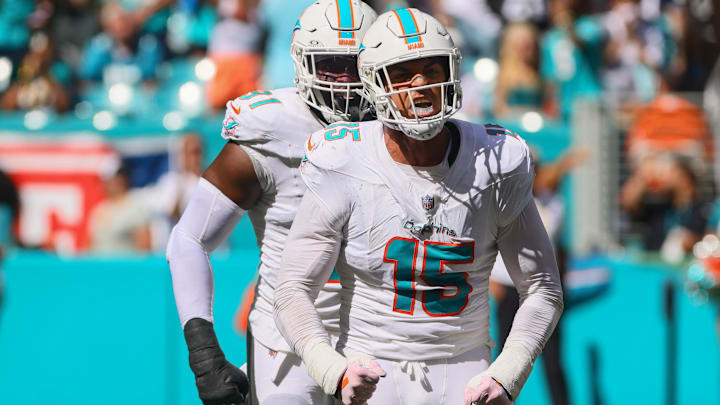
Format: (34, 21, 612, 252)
(184, 318, 221, 351)
(184, 318, 226, 375)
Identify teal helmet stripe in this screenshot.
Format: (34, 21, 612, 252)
(394, 8, 421, 44)
(292, 18, 301, 41)
(337, 0, 355, 39)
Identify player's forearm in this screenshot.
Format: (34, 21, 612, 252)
(273, 244, 346, 395)
(498, 202, 564, 349)
(274, 278, 332, 353)
(506, 210, 564, 358)
(274, 279, 347, 395)
(273, 191, 347, 394)
(167, 229, 215, 326)
(166, 178, 245, 327)
(493, 201, 564, 398)
(486, 283, 562, 399)
(508, 273, 563, 357)
(273, 225, 342, 353)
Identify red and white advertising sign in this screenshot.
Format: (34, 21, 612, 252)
(0, 133, 119, 253)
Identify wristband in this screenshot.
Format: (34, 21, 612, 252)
(468, 344, 533, 400)
(301, 340, 348, 396)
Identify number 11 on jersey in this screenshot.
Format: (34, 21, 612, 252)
(384, 237, 474, 317)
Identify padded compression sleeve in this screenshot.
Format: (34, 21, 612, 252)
(167, 178, 245, 327)
(484, 200, 564, 399)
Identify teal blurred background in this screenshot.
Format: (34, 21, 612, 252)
(1, 246, 718, 404)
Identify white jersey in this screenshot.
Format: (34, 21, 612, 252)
(221, 87, 341, 352)
(491, 193, 564, 286)
(299, 120, 534, 360)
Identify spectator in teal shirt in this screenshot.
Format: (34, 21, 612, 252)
(540, 0, 605, 120)
(80, 1, 164, 82)
(0, 0, 33, 50)
(0, 0, 35, 72)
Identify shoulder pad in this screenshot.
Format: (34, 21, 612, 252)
(304, 121, 364, 171)
(482, 122, 533, 178)
(221, 89, 288, 143)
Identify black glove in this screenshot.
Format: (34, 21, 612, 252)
(184, 318, 249, 405)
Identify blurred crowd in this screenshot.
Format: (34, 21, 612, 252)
(0, 0, 718, 256)
(0, 0, 716, 117)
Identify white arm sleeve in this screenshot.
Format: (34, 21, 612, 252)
(166, 178, 245, 327)
(478, 200, 564, 399)
(273, 188, 348, 395)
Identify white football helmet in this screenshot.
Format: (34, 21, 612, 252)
(358, 8, 462, 140)
(291, 0, 378, 123)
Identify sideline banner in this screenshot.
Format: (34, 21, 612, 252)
(0, 132, 173, 253)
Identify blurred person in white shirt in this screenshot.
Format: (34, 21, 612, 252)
(149, 133, 204, 250)
(89, 164, 152, 254)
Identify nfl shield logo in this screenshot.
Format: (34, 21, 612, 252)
(422, 195, 434, 211)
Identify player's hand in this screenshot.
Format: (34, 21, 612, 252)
(191, 358, 248, 405)
(464, 376, 512, 405)
(184, 318, 249, 405)
(336, 357, 386, 405)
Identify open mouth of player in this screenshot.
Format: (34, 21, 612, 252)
(412, 100, 436, 118)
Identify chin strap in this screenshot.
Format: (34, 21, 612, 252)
(397, 119, 445, 140)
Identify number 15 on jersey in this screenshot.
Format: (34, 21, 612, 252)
(384, 237, 474, 317)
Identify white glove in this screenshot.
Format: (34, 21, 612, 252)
(337, 357, 386, 405)
(464, 375, 512, 405)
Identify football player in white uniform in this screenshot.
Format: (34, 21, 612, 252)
(274, 8, 564, 405)
(165, 1, 377, 404)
